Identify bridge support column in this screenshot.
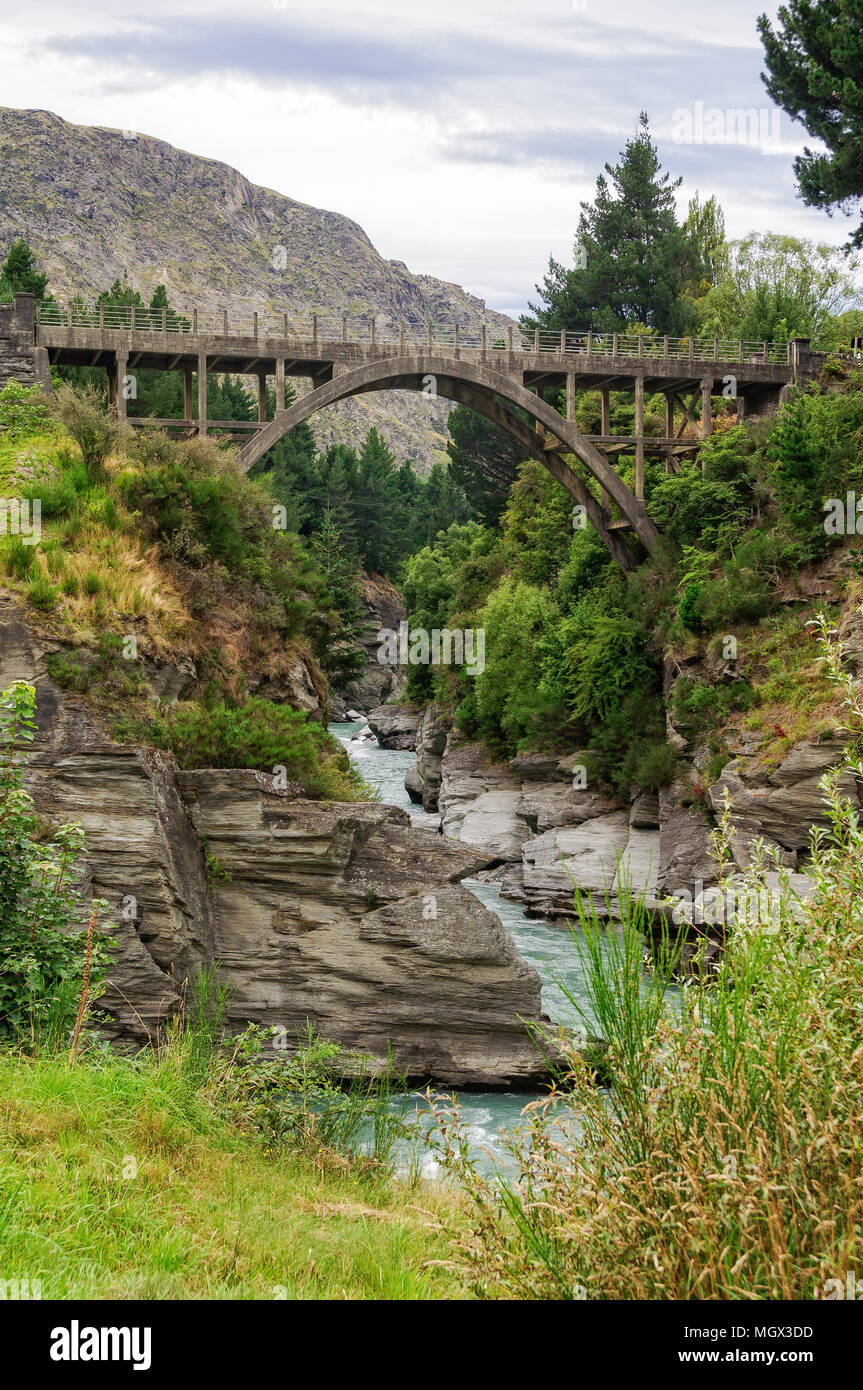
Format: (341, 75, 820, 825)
(634, 375, 644, 500)
(114, 351, 128, 421)
(275, 357, 285, 413)
(183, 366, 193, 426)
(257, 371, 268, 423)
(197, 352, 207, 437)
(566, 373, 575, 421)
(701, 377, 712, 440)
(599, 387, 611, 512)
(701, 375, 712, 475)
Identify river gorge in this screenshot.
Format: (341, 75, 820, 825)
(332, 720, 598, 1172)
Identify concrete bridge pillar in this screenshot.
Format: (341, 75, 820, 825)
(599, 387, 611, 512)
(257, 371, 268, 423)
(701, 377, 712, 439)
(634, 375, 645, 500)
(114, 351, 128, 420)
(275, 357, 285, 414)
(183, 367, 193, 424)
(197, 352, 207, 436)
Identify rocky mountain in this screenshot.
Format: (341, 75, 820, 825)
(0, 106, 515, 472)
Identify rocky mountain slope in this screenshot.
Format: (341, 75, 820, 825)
(0, 106, 515, 471)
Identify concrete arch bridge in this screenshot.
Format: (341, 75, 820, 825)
(3, 295, 830, 572)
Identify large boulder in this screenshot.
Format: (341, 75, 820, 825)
(367, 703, 421, 750)
(404, 702, 451, 811)
(439, 739, 528, 861)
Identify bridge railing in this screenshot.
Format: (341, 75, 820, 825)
(36, 301, 792, 364)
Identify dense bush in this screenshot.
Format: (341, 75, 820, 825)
(0, 379, 49, 440)
(123, 696, 365, 800)
(0, 681, 113, 1044)
(51, 381, 121, 481)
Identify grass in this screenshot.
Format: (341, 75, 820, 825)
(429, 622, 863, 1299)
(0, 1046, 464, 1300)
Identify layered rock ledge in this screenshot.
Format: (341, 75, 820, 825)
(1, 595, 550, 1086)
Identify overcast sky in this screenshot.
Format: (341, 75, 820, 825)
(1, 0, 853, 316)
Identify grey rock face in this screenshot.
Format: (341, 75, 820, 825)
(405, 702, 451, 811)
(708, 741, 858, 861)
(1, 594, 550, 1085)
(367, 703, 420, 750)
(334, 574, 407, 716)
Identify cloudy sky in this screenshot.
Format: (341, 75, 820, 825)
(1, 0, 853, 315)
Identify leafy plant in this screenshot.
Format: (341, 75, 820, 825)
(0, 681, 114, 1045)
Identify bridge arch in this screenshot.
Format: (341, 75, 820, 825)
(235, 354, 659, 568)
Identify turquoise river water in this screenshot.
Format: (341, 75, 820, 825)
(331, 721, 597, 1174)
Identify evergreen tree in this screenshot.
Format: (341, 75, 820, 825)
(354, 428, 406, 574)
(447, 403, 526, 525)
(525, 113, 697, 335)
(308, 509, 367, 685)
(0, 239, 50, 302)
(759, 0, 863, 248)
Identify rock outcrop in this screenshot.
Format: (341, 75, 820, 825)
(405, 702, 451, 811)
(1, 593, 550, 1085)
(331, 573, 406, 717)
(367, 703, 420, 750)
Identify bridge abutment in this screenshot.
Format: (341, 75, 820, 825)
(0, 293, 50, 393)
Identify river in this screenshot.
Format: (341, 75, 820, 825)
(332, 721, 599, 1174)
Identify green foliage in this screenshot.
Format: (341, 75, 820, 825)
(759, 0, 863, 249)
(552, 593, 659, 727)
(3, 536, 36, 580)
(525, 113, 700, 335)
(467, 578, 563, 752)
(50, 381, 121, 481)
(0, 682, 113, 1044)
(0, 238, 49, 302)
(500, 460, 574, 585)
(24, 573, 58, 611)
(0, 380, 50, 440)
(694, 232, 860, 343)
(45, 633, 145, 699)
(446, 402, 527, 525)
(672, 675, 756, 736)
(125, 696, 365, 800)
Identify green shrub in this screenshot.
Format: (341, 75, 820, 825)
(2, 536, 36, 579)
(0, 681, 114, 1044)
(0, 379, 49, 440)
(25, 573, 58, 610)
(672, 675, 755, 736)
(124, 697, 366, 801)
(632, 741, 678, 792)
(50, 382, 121, 481)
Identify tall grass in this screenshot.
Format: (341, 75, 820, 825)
(430, 618, 863, 1301)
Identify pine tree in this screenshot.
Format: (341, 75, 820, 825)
(308, 509, 367, 685)
(526, 113, 697, 335)
(759, 0, 863, 248)
(0, 239, 49, 302)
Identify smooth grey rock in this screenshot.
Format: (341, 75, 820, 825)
(367, 703, 420, 750)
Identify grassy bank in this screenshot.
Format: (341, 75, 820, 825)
(0, 1046, 463, 1300)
